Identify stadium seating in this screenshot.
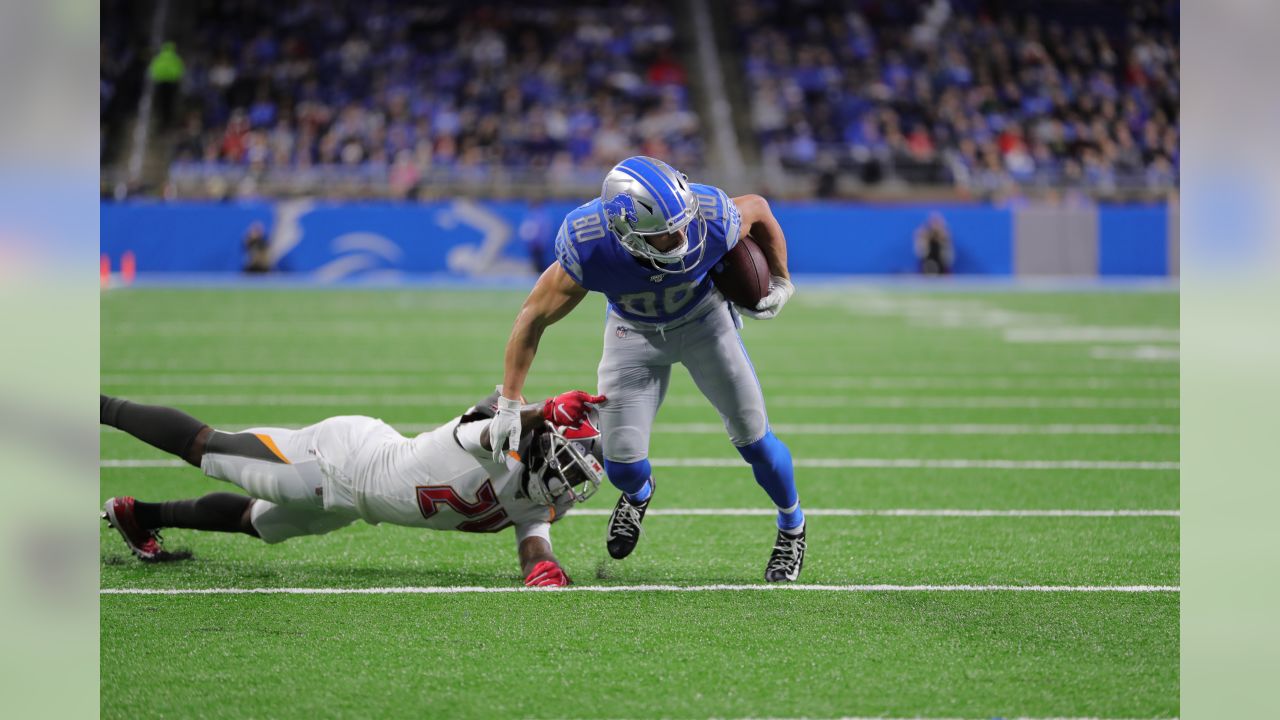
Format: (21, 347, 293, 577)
(104, 0, 1179, 198)
(165, 0, 703, 195)
(727, 0, 1179, 192)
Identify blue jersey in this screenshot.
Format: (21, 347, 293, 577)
(554, 183, 742, 324)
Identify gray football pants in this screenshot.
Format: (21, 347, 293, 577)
(596, 296, 769, 463)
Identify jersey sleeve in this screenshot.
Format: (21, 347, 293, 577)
(693, 184, 742, 252)
(515, 520, 551, 545)
(553, 219, 586, 286)
(453, 417, 489, 458)
(457, 389, 501, 424)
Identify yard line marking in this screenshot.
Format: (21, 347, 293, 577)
(102, 459, 186, 467)
(570, 508, 1179, 518)
(100, 372, 1179, 391)
(1004, 327, 1179, 343)
(123, 394, 1180, 410)
(654, 423, 1180, 435)
(100, 584, 1180, 596)
(716, 712, 1172, 717)
(102, 422, 1181, 436)
(651, 458, 1180, 470)
(767, 397, 1178, 409)
(1092, 345, 1180, 362)
(105, 360, 1179, 377)
(100, 458, 1180, 471)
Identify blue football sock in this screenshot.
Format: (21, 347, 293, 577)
(737, 431, 802, 531)
(604, 458, 653, 503)
(777, 502, 805, 533)
(626, 478, 653, 503)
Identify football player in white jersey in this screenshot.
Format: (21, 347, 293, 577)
(490, 156, 806, 582)
(100, 388, 606, 587)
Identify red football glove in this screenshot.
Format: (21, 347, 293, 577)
(542, 390, 606, 428)
(524, 560, 571, 587)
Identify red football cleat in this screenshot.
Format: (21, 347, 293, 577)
(102, 496, 167, 562)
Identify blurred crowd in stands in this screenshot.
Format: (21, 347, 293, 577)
(161, 0, 700, 196)
(101, 0, 1179, 198)
(100, 0, 150, 163)
(732, 0, 1179, 194)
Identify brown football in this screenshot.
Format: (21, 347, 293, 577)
(711, 235, 771, 308)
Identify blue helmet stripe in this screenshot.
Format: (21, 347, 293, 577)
(616, 160, 675, 218)
(617, 158, 680, 221)
(615, 164, 674, 220)
(636, 157, 685, 214)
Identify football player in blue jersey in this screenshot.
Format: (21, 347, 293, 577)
(491, 156, 805, 581)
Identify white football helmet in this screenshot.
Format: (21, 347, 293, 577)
(522, 413, 605, 508)
(601, 155, 707, 274)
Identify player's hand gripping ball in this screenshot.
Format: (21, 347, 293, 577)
(525, 560, 571, 587)
(543, 390, 606, 428)
(739, 276, 795, 320)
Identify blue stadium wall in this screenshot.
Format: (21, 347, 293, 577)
(100, 200, 1174, 278)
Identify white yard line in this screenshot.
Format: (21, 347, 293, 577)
(120, 394, 1180, 409)
(651, 458, 1179, 470)
(1091, 345, 1180, 362)
(102, 422, 1180, 436)
(653, 423, 1180, 435)
(100, 458, 1180, 470)
(1004, 327, 1179, 343)
(100, 372, 1179, 390)
(100, 584, 1180, 596)
(569, 508, 1178, 517)
(716, 712, 1172, 717)
(104, 360, 1178, 377)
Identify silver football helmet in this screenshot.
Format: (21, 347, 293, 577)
(601, 156, 707, 274)
(522, 412, 605, 508)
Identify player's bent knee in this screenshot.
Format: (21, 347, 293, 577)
(725, 410, 769, 447)
(249, 501, 356, 544)
(602, 425, 650, 465)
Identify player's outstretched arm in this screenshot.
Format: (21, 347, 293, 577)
(732, 194, 795, 320)
(519, 536, 570, 587)
(490, 263, 588, 462)
(502, 262, 589, 400)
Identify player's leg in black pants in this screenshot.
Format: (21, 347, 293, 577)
(100, 395, 257, 537)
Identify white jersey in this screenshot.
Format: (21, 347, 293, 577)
(311, 414, 572, 544)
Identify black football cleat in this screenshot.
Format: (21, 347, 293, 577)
(605, 481, 653, 560)
(764, 524, 806, 582)
(102, 496, 170, 562)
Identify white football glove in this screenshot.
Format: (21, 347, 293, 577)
(489, 395, 524, 465)
(740, 276, 794, 320)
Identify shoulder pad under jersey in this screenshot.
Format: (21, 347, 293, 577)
(690, 183, 742, 251)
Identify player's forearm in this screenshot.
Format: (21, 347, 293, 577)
(500, 311, 546, 401)
(750, 218, 789, 279)
(518, 536, 558, 576)
(501, 263, 587, 400)
(737, 195, 789, 279)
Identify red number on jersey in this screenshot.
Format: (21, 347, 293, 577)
(415, 479, 512, 533)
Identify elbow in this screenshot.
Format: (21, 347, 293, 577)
(739, 194, 777, 231)
(744, 194, 772, 217)
(744, 193, 771, 212)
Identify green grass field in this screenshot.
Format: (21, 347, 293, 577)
(100, 284, 1179, 719)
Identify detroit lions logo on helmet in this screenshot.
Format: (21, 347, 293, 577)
(604, 193, 639, 230)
